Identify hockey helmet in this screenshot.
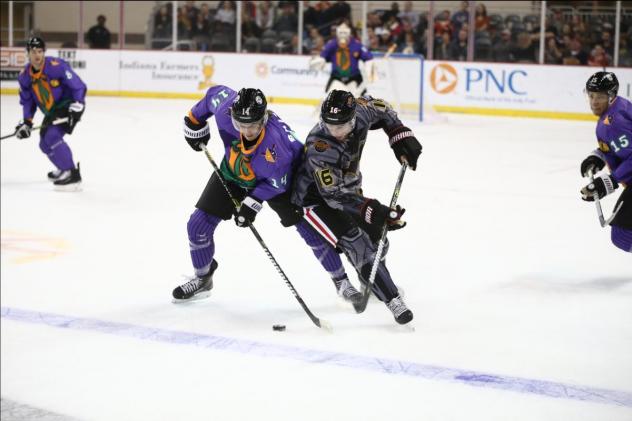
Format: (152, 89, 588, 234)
(231, 88, 268, 139)
(26, 36, 46, 52)
(320, 90, 356, 140)
(585, 71, 619, 99)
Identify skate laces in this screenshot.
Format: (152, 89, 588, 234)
(179, 276, 203, 295)
(387, 296, 408, 317)
(335, 277, 359, 298)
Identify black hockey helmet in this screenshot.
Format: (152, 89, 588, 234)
(321, 90, 356, 124)
(585, 71, 619, 98)
(26, 36, 46, 52)
(231, 88, 267, 124)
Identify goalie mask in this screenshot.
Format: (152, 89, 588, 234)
(336, 24, 351, 46)
(320, 90, 356, 140)
(231, 88, 268, 139)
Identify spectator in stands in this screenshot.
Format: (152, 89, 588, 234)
(381, 2, 400, 25)
(216, 1, 236, 28)
(274, 2, 298, 33)
(400, 32, 416, 54)
(193, 5, 212, 38)
(449, 28, 468, 61)
(563, 38, 588, 65)
(327, 1, 351, 24)
(492, 28, 513, 62)
(177, 6, 193, 40)
(87, 15, 111, 49)
(398, 1, 419, 28)
(154, 5, 172, 38)
(434, 10, 453, 41)
(434, 32, 452, 60)
(588, 44, 611, 66)
(475, 3, 489, 33)
(256, 1, 276, 32)
(242, 9, 262, 40)
(451, 1, 469, 37)
(544, 35, 563, 64)
(512, 32, 537, 63)
(601, 30, 615, 57)
(304, 26, 324, 54)
(303, 1, 320, 28)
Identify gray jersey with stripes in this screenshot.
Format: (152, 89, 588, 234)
(291, 96, 404, 218)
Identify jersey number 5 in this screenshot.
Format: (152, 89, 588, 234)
(316, 169, 334, 187)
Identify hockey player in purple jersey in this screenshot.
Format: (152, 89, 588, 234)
(310, 23, 375, 97)
(172, 85, 362, 303)
(580, 71, 632, 253)
(15, 37, 86, 190)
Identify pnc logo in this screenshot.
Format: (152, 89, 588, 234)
(255, 62, 269, 78)
(430, 63, 458, 94)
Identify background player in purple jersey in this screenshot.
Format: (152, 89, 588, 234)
(15, 37, 86, 191)
(580, 71, 632, 253)
(172, 85, 362, 303)
(309, 23, 375, 97)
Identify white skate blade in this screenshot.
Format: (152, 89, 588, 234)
(171, 290, 211, 304)
(54, 182, 82, 192)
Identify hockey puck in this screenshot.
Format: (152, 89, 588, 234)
(272, 324, 286, 332)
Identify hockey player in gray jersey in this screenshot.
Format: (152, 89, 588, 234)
(291, 90, 422, 324)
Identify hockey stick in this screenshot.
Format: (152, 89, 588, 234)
(1, 117, 69, 140)
(355, 161, 408, 314)
(587, 169, 623, 227)
(199, 144, 332, 331)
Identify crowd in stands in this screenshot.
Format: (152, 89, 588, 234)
(149, 1, 632, 66)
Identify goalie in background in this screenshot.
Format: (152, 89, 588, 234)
(309, 23, 375, 97)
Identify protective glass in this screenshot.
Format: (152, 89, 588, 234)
(323, 116, 355, 140)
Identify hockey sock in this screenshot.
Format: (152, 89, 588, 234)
(188, 209, 221, 276)
(611, 226, 632, 253)
(295, 220, 346, 279)
(40, 127, 75, 171)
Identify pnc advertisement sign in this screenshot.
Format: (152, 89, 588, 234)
(430, 62, 528, 96)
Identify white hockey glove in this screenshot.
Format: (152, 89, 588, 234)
(309, 56, 326, 71)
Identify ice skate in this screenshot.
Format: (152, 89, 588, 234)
(53, 163, 82, 192)
(333, 275, 362, 305)
(386, 295, 413, 325)
(172, 260, 218, 302)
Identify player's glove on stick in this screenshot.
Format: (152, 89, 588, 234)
(15, 120, 33, 139)
(65, 102, 84, 134)
(581, 174, 618, 201)
(361, 199, 407, 231)
(183, 115, 210, 151)
(235, 196, 263, 227)
(580, 152, 606, 177)
(388, 126, 422, 170)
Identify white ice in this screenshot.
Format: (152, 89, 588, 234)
(1, 94, 631, 421)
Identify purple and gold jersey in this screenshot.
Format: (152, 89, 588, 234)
(321, 38, 373, 79)
(189, 85, 303, 201)
(595, 96, 632, 185)
(18, 56, 87, 121)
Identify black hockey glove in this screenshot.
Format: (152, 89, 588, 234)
(15, 119, 33, 139)
(580, 152, 606, 177)
(235, 196, 263, 227)
(388, 126, 422, 170)
(361, 199, 407, 231)
(65, 102, 85, 134)
(183, 115, 210, 151)
(581, 174, 618, 201)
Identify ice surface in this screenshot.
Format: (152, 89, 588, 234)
(1, 94, 631, 421)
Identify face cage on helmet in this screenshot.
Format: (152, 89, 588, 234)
(231, 112, 268, 136)
(322, 115, 356, 139)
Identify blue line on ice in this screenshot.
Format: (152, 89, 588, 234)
(3, 306, 631, 408)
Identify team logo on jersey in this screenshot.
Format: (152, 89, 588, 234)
(50, 79, 59, 87)
(50, 59, 60, 66)
(353, 51, 360, 58)
(314, 140, 330, 152)
(603, 115, 613, 125)
(264, 145, 277, 163)
(598, 140, 610, 152)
